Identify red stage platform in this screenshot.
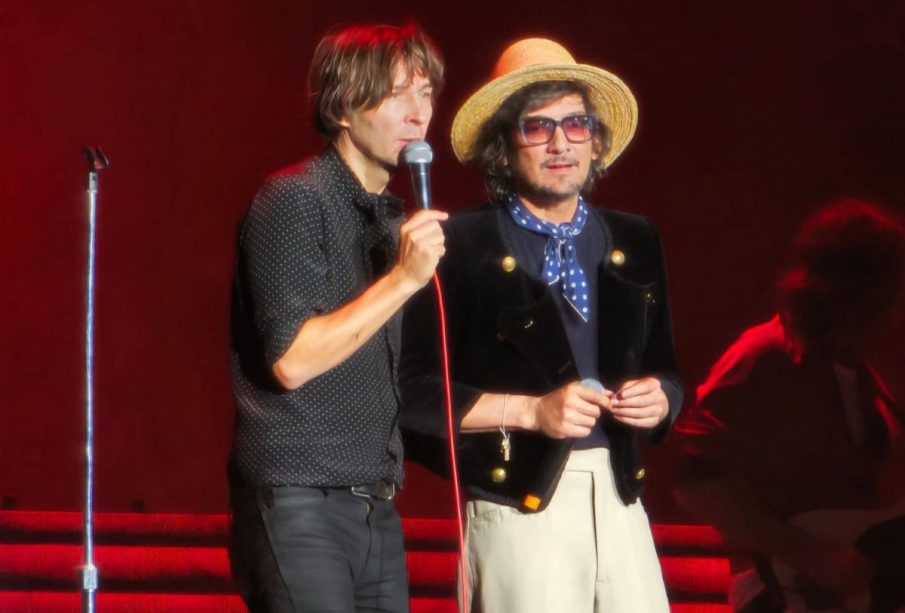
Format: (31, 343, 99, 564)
(0, 511, 730, 612)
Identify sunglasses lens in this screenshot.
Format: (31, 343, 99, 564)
(562, 116, 593, 142)
(520, 115, 594, 144)
(521, 117, 554, 144)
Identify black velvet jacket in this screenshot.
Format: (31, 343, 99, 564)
(399, 205, 682, 512)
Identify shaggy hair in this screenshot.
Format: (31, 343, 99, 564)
(309, 22, 444, 139)
(777, 198, 905, 352)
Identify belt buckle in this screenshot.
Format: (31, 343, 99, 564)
(350, 480, 395, 500)
(383, 481, 396, 500)
(349, 486, 370, 499)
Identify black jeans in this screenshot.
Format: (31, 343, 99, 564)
(230, 486, 409, 613)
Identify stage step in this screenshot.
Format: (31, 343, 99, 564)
(0, 544, 455, 594)
(0, 510, 724, 552)
(0, 512, 461, 549)
(0, 592, 459, 613)
(0, 592, 735, 613)
(0, 511, 730, 611)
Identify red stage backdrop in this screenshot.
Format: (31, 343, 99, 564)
(2, 0, 903, 517)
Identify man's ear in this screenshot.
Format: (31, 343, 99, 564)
(591, 134, 604, 162)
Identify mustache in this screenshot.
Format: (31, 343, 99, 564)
(541, 156, 579, 168)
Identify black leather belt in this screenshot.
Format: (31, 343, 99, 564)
(349, 480, 396, 500)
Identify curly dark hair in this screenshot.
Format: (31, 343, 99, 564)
(777, 198, 905, 351)
(468, 80, 611, 203)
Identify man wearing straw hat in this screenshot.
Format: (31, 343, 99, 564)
(399, 38, 681, 612)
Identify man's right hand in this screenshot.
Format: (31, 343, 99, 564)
(528, 381, 610, 439)
(392, 209, 448, 293)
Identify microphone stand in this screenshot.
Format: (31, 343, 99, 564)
(80, 145, 109, 613)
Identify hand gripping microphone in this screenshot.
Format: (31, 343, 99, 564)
(402, 140, 433, 210)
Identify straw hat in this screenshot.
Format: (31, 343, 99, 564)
(450, 38, 638, 167)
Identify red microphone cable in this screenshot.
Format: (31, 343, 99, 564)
(431, 272, 469, 611)
(401, 139, 468, 609)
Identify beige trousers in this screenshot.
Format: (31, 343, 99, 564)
(464, 448, 669, 613)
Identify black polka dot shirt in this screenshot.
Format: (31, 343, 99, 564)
(230, 146, 405, 489)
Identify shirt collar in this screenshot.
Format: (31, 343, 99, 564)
(324, 146, 404, 219)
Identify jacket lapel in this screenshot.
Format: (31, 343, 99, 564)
(492, 208, 578, 387)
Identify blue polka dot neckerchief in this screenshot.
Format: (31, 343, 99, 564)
(504, 193, 591, 322)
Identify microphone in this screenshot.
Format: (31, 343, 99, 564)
(402, 140, 433, 210)
(580, 378, 607, 393)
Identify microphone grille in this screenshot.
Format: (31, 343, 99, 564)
(402, 140, 433, 164)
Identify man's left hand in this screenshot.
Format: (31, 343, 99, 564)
(609, 377, 669, 429)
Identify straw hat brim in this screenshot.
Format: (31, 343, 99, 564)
(450, 63, 638, 167)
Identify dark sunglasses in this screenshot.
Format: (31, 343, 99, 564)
(517, 114, 597, 145)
